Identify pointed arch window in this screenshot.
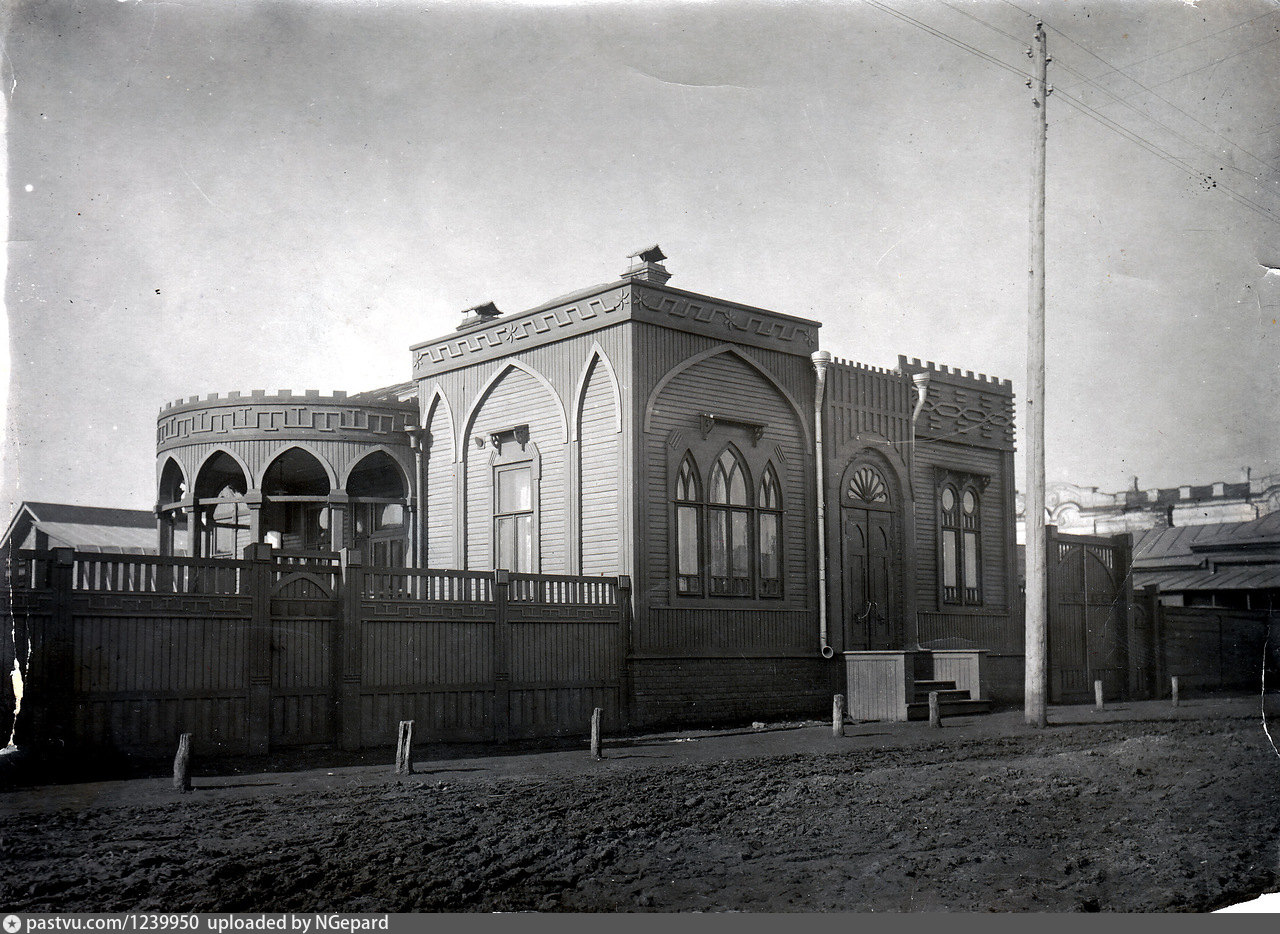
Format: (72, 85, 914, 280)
(757, 464, 783, 598)
(674, 456, 702, 595)
(707, 447, 752, 596)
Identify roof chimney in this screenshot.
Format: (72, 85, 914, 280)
(456, 301, 502, 331)
(621, 244, 672, 285)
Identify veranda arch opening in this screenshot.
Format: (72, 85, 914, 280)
(261, 447, 332, 553)
(345, 450, 410, 566)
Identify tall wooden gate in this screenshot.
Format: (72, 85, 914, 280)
(268, 555, 341, 747)
(1047, 529, 1131, 703)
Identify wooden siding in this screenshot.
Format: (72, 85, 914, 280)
(917, 610, 1020, 654)
(578, 357, 621, 575)
(642, 608, 812, 654)
(424, 400, 455, 567)
(911, 440, 1010, 612)
(629, 657, 835, 726)
(825, 360, 912, 462)
(842, 651, 916, 721)
(643, 352, 810, 619)
(464, 367, 567, 572)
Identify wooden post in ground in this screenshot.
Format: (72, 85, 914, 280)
(173, 733, 192, 792)
(832, 694, 845, 738)
(590, 707, 602, 759)
(928, 691, 941, 729)
(1094, 679, 1104, 710)
(395, 720, 414, 775)
(1023, 21, 1050, 731)
(1171, 676, 1180, 708)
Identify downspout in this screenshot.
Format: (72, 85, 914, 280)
(910, 371, 930, 650)
(911, 371, 931, 425)
(811, 351, 834, 659)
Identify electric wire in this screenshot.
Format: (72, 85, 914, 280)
(861, 0, 1280, 226)
(997, 0, 1279, 175)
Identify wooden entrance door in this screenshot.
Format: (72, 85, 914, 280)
(839, 463, 901, 651)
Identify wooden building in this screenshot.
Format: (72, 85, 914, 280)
(145, 247, 1020, 728)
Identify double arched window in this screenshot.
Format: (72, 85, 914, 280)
(940, 481, 982, 605)
(674, 446, 783, 599)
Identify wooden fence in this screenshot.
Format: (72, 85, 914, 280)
(4, 546, 629, 755)
(1129, 587, 1275, 697)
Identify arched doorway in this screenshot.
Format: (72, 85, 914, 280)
(838, 460, 903, 651)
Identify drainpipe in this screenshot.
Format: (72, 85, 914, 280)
(812, 351, 834, 659)
(911, 371, 931, 425)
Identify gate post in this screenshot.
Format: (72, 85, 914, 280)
(1112, 532, 1133, 700)
(617, 575, 633, 729)
(39, 547, 77, 745)
(492, 569, 511, 744)
(244, 542, 274, 755)
(339, 548, 364, 750)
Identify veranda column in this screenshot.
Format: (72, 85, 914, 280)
(328, 492, 348, 553)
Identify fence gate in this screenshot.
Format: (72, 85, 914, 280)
(1047, 529, 1131, 704)
(267, 554, 341, 747)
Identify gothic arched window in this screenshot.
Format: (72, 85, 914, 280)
(674, 455, 703, 595)
(708, 447, 752, 596)
(757, 464, 783, 598)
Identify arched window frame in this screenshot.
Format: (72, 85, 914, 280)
(939, 477, 983, 606)
(707, 446, 752, 597)
(674, 455, 703, 595)
(670, 443, 786, 601)
(757, 463, 784, 598)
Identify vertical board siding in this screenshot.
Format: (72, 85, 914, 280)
(425, 402, 455, 567)
(10, 551, 625, 752)
(73, 616, 250, 692)
(360, 615, 495, 685)
(912, 440, 1008, 611)
(464, 367, 567, 572)
(578, 360, 621, 575)
(843, 653, 912, 721)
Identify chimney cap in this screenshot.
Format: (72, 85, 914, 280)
(628, 244, 667, 264)
(455, 301, 503, 331)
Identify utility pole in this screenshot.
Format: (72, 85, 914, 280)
(1025, 22, 1049, 729)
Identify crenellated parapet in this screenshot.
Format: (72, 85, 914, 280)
(897, 356, 1015, 451)
(157, 390, 418, 453)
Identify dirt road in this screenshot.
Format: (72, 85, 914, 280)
(3, 700, 1278, 912)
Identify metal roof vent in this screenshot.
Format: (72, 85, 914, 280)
(621, 244, 672, 285)
(456, 301, 502, 331)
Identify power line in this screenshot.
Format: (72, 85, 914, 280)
(861, 0, 1033, 83)
(1118, 8, 1278, 71)
(859, 0, 1280, 226)
(997, 0, 1279, 175)
(942, 0, 1276, 184)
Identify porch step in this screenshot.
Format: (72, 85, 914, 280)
(911, 688, 972, 704)
(906, 698, 993, 720)
(913, 680, 958, 693)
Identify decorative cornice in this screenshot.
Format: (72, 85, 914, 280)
(411, 281, 822, 379)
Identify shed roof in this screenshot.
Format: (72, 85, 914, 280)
(2, 502, 157, 554)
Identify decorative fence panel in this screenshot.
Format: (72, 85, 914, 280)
(4, 547, 628, 755)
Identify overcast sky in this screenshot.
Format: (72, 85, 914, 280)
(2, 0, 1277, 518)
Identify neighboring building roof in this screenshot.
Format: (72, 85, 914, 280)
(346, 381, 418, 405)
(1133, 516, 1280, 594)
(2, 501, 157, 554)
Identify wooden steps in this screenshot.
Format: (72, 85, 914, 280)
(905, 678, 992, 720)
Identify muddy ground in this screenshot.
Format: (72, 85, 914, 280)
(3, 704, 1279, 912)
